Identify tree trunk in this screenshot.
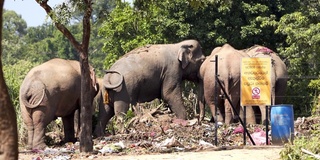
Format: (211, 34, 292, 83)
(0, 0, 19, 159)
(79, 55, 93, 152)
(36, 0, 93, 152)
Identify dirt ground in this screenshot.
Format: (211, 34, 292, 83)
(18, 146, 283, 160)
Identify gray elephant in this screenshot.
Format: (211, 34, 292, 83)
(94, 40, 205, 137)
(19, 58, 99, 150)
(243, 45, 288, 124)
(199, 44, 288, 125)
(199, 44, 248, 124)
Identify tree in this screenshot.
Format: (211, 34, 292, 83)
(35, 0, 94, 152)
(0, 0, 19, 159)
(101, 0, 318, 116)
(2, 9, 27, 65)
(276, 0, 320, 116)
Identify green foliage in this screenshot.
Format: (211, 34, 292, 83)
(280, 122, 320, 159)
(3, 60, 39, 144)
(308, 80, 320, 115)
(2, 9, 27, 65)
(276, 0, 320, 117)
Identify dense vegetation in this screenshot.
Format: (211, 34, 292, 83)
(3, 0, 320, 150)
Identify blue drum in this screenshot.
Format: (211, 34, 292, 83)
(271, 104, 294, 145)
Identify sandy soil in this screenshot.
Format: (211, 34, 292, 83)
(18, 146, 283, 160)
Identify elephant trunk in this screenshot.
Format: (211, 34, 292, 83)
(103, 70, 123, 89)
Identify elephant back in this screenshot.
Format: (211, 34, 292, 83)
(245, 45, 274, 58)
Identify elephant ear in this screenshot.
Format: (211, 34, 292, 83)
(89, 66, 98, 91)
(178, 45, 193, 69)
(103, 70, 123, 92)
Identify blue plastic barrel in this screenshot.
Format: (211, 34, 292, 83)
(271, 104, 294, 145)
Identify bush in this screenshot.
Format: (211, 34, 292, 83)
(280, 118, 320, 159)
(3, 60, 39, 146)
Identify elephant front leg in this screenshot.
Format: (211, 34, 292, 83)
(94, 104, 115, 137)
(198, 81, 205, 121)
(62, 113, 76, 143)
(164, 89, 187, 119)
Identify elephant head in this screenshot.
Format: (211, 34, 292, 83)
(178, 40, 205, 82)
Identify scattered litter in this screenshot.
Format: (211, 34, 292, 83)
(301, 148, 320, 159)
(199, 140, 214, 148)
(98, 141, 125, 154)
(249, 128, 270, 145)
(233, 125, 244, 134)
(22, 111, 320, 158)
(155, 136, 183, 148)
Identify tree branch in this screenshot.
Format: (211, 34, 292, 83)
(81, 0, 92, 59)
(35, 0, 82, 53)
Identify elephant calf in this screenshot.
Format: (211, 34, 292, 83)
(19, 58, 99, 150)
(94, 39, 205, 137)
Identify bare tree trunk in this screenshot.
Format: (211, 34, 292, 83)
(0, 0, 19, 159)
(80, 56, 93, 151)
(79, 0, 93, 152)
(36, 0, 93, 152)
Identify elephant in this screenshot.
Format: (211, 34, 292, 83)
(199, 44, 249, 124)
(199, 44, 288, 125)
(19, 58, 99, 150)
(94, 39, 205, 137)
(242, 45, 288, 124)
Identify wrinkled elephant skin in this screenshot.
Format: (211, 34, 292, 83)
(199, 44, 248, 124)
(94, 40, 205, 137)
(243, 45, 288, 124)
(19, 58, 98, 150)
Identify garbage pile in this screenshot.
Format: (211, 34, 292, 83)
(27, 109, 317, 159)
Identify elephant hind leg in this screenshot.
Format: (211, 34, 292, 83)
(31, 109, 50, 150)
(62, 113, 76, 143)
(21, 106, 34, 150)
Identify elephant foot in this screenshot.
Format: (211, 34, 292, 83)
(25, 144, 33, 151)
(64, 137, 77, 143)
(93, 127, 105, 138)
(33, 143, 47, 151)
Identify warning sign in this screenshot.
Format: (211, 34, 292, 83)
(241, 57, 271, 106)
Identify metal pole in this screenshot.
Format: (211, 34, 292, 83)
(243, 106, 246, 145)
(215, 77, 256, 145)
(266, 105, 269, 145)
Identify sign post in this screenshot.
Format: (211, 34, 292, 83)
(241, 57, 271, 106)
(241, 57, 271, 145)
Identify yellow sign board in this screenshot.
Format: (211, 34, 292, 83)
(241, 57, 271, 106)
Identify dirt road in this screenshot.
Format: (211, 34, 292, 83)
(19, 146, 283, 160)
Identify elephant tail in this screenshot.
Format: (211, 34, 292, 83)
(103, 70, 123, 90)
(20, 81, 46, 109)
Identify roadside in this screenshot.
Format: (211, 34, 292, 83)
(18, 146, 283, 160)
